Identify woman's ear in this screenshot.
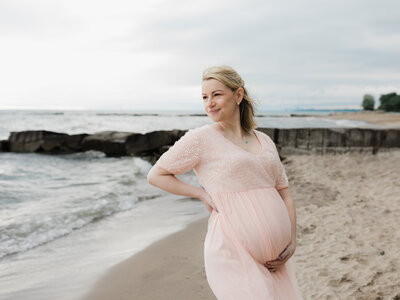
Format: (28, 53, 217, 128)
(236, 87, 244, 102)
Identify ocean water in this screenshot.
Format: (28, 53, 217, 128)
(0, 109, 376, 299)
(0, 109, 375, 140)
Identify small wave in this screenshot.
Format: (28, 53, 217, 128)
(334, 119, 373, 127)
(96, 113, 159, 116)
(24, 112, 65, 115)
(46, 181, 100, 189)
(60, 151, 106, 160)
(0, 193, 139, 259)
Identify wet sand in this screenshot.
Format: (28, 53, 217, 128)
(81, 216, 214, 300)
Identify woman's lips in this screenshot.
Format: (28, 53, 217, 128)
(209, 109, 220, 114)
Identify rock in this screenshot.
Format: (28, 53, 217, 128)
(125, 130, 183, 156)
(81, 131, 133, 157)
(8, 130, 88, 154)
(0, 140, 9, 152)
(2, 127, 400, 158)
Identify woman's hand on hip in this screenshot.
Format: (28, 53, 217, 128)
(198, 188, 217, 214)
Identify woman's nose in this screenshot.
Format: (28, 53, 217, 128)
(207, 97, 215, 105)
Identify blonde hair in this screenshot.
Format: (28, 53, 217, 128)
(202, 65, 258, 133)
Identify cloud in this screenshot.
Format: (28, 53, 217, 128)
(0, 0, 399, 110)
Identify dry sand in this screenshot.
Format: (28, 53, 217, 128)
(82, 149, 400, 300)
(316, 110, 400, 128)
(286, 149, 400, 299)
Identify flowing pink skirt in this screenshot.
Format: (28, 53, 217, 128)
(204, 187, 303, 299)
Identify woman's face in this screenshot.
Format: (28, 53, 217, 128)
(202, 79, 242, 122)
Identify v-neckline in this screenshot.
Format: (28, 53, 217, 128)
(209, 124, 263, 156)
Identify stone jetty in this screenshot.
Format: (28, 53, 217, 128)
(0, 128, 399, 161)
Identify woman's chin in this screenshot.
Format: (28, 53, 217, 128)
(208, 115, 219, 122)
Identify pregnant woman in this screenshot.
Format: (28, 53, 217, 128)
(147, 65, 303, 299)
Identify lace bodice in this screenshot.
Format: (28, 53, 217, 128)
(154, 124, 289, 193)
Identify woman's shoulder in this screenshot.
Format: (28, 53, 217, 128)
(254, 128, 271, 140)
(178, 125, 210, 146)
(186, 124, 211, 137)
(254, 129, 276, 146)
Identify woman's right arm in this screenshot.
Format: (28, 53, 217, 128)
(147, 164, 214, 214)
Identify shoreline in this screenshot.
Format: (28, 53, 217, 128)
(80, 216, 215, 300)
(0, 192, 209, 300)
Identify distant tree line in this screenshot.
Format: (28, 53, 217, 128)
(361, 92, 400, 112)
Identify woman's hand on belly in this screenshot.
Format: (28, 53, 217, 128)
(264, 239, 296, 272)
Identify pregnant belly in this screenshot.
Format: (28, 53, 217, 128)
(225, 189, 292, 264)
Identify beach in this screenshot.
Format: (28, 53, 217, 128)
(315, 110, 400, 128)
(1, 110, 399, 300)
(82, 148, 400, 300)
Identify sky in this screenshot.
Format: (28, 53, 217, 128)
(0, 0, 399, 112)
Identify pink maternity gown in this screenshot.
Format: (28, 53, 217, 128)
(154, 124, 303, 300)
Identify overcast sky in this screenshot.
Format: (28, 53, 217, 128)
(0, 0, 399, 111)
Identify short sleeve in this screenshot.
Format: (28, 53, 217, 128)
(275, 162, 289, 190)
(154, 128, 201, 175)
(264, 133, 289, 190)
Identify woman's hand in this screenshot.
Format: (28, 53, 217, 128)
(198, 189, 217, 214)
(264, 239, 296, 273)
